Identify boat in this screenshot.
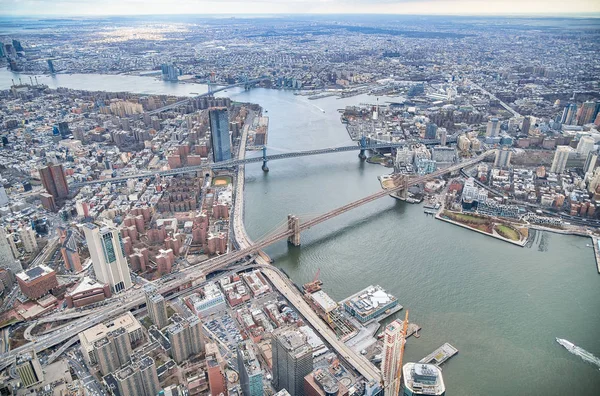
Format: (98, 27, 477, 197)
(556, 338, 575, 352)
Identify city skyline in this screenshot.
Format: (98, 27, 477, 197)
(1, 0, 600, 16)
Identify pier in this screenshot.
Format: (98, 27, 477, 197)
(419, 343, 459, 367)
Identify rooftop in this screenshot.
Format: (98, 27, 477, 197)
(16, 264, 54, 282)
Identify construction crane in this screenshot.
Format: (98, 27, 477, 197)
(391, 310, 409, 396)
(303, 268, 322, 294)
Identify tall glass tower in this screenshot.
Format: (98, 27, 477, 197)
(209, 108, 231, 162)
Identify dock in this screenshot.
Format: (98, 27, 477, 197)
(419, 343, 458, 367)
(592, 236, 600, 274)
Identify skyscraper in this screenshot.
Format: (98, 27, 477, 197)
(425, 123, 437, 140)
(584, 150, 598, 175)
(12, 39, 23, 52)
(167, 314, 205, 363)
(550, 146, 573, 174)
(39, 163, 69, 200)
(47, 59, 55, 74)
(272, 327, 313, 396)
(494, 146, 512, 169)
(381, 320, 404, 396)
(485, 118, 500, 137)
(563, 103, 578, 125)
(577, 101, 597, 126)
(521, 116, 531, 135)
(209, 108, 231, 162)
(238, 341, 264, 396)
(0, 227, 22, 274)
(144, 285, 168, 329)
(438, 128, 447, 146)
(576, 136, 595, 157)
(112, 354, 160, 396)
(83, 223, 132, 293)
(161, 64, 179, 82)
(94, 327, 132, 375)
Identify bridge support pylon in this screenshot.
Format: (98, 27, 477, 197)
(398, 174, 409, 200)
(358, 136, 367, 160)
(261, 146, 269, 172)
(287, 214, 301, 246)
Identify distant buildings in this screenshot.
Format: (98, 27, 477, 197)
(381, 320, 404, 396)
(271, 327, 313, 396)
(16, 265, 57, 300)
(39, 163, 69, 199)
(83, 223, 132, 293)
(402, 363, 445, 396)
(161, 64, 179, 82)
(550, 145, 573, 174)
(576, 136, 595, 157)
(209, 108, 231, 162)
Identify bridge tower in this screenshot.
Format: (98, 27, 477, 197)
(207, 79, 214, 95)
(261, 146, 269, 172)
(397, 174, 409, 200)
(287, 214, 301, 246)
(358, 135, 367, 160)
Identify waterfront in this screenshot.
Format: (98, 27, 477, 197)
(1, 71, 599, 395)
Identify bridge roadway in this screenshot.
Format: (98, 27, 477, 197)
(0, 151, 491, 371)
(146, 77, 268, 116)
(70, 139, 455, 188)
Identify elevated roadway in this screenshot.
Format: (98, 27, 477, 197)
(70, 138, 455, 189)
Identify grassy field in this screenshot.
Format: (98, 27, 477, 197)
(495, 224, 521, 241)
(443, 210, 490, 225)
(212, 175, 232, 187)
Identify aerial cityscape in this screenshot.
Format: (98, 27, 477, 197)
(0, 3, 599, 396)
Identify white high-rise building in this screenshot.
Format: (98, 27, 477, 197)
(19, 227, 38, 253)
(550, 146, 574, 174)
(576, 136, 595, 157)
(0, 228, 22, 274)
(381, 319, 404, 396)
(83, 223, 132, 293)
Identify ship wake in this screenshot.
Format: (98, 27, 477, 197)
(558, 338, 600, 369)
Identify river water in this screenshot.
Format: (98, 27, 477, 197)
(2, 69, 599, 395)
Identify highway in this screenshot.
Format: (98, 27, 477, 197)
(467, 79, 521, 118)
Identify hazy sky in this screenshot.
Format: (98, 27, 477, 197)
(1, 0, 599, 16)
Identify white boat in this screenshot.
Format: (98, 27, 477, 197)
(556, 338, 600, 369)
(556, 338, 575, 352)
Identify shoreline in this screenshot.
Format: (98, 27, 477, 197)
(435, 212, 527, 247)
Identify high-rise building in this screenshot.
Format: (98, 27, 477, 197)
(113, 354, 160, 396)
(19, 226, 38, 253)
(16, 265, 58, 300)
(47, 59, 55, 74)
(381, 320, 404, 396)
(39, 163, 69, 199)
(0, 186, 8, 207)
(521, 116, 531, 135)
(83, 223, 132, 293)
(144, 285, 168, 329)
(166, 314, 205, 363)
(161, 64, 179, 82)
(485, 118, 500, 137)
(209, 108, 231, 162)
(272, 327, 313, 396)
(402, 363, 445, 396)
(94, 326, 132, 375)
(15, 350, 44, 388)
(0, 227, 21, 274)
(56, 121, 70, 138)
(438, 128, 447, 146)
(425, 123, 437, 140)
(238, 341, 264, 396)
(584, 150, 598, 175)
(12, 39, 23, 52)
(562, 103, 578, 125)
(576, 136, 595, 157)
(550, 146, 573, 174)
(577, 101, 597, 126)
(494, 146, 512, 168)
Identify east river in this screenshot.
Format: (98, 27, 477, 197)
(2, 70, 599, 395)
